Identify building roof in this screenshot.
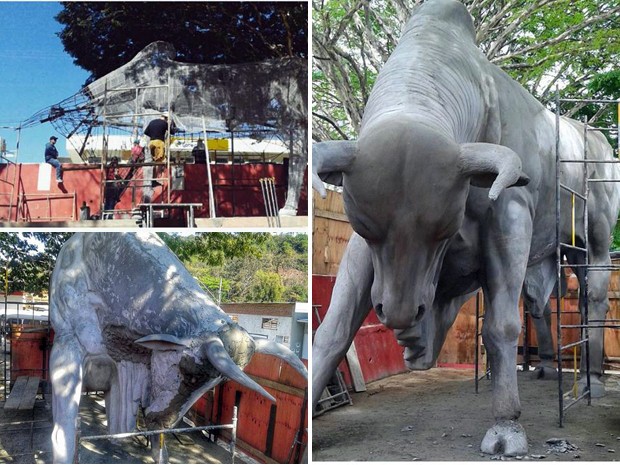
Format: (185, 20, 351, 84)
(221, 302, 295, 317)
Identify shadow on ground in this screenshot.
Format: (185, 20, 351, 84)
(0, 393, 242, 464)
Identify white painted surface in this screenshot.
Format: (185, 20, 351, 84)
(37, 163, 51, 191)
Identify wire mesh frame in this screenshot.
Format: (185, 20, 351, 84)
(554, 94, 620, 426)
(98, 79, 173, 219)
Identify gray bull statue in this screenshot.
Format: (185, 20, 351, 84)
(49, 232, 307, 463)
(313, 0, 620, 456)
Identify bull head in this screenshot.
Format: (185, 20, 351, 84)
(314, 118, 529, 365)
(135, 322, 307, 429)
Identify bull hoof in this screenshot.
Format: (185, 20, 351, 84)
(577, 376, 606, 398)
(530, 366, 558, 381)
(278, 206, 297, 216)
(481, 420, 528, 457)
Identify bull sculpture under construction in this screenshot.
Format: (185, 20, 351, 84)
(49, 232, 307, 463)
(313, 0, 620, 456)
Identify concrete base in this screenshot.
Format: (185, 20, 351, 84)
(0, 216, 308, 229)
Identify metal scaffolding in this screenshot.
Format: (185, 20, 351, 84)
(554, 94, 620, 426)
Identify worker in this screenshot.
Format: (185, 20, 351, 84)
(144, 113, 169, 163)
(192, 138, 207, 164)
(144, 113, 176, 187)
(103, 156, 121, 219)
(45, 136, 62, 183)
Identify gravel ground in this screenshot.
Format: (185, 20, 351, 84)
(312, 368, 620, 461)
(0, 393, 241, 464)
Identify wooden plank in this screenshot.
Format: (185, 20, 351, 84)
(19, 376, 40, 410)
(4, 376, 40, 411)
(314, 208, 349, 223)
(4, 376, 28, 410)
(346, 342, 367, 392)
(247, 375, 306, 398)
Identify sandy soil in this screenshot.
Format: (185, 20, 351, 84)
(312, 368, 620, 461)
(0, 393, 242, 464)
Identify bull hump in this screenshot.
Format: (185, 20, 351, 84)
(81, 233, 228, 335)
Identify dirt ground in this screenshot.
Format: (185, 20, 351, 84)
(0, 393, 242, 464)
(312, 368, 620, 461)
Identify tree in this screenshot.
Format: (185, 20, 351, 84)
(0, 233, 73, 295)
(312, 0, 620, 141)
(249, 270, 285, 302)
(159, 232, 269, 265)
(56, 2, 308, 82)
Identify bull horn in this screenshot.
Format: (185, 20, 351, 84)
(313, 140, 358, 198)
(203, 336, 276, 403)
(253, 339, 308, 379)
(459, 142, 530, 201)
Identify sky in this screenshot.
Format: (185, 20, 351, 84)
(0, 2, 90, 163)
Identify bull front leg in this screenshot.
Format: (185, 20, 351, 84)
(313, 233, 373, 411)
(50, 334, 84, 464)
(479, 200, 532, 457)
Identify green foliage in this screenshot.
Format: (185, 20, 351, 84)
(0, 233, 307, 303)
(249, 270, 285, 302)
(312, 0, 620, 141)
(158, 232, 269, 266)
(0, 233, 73, 295)
(56, 2, 308, 81)
(612, 224, 620, 251)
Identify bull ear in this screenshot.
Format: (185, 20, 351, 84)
(458, 142, 530, 201)
(312, 140, 357, 198)
(135, 334, 189, 351)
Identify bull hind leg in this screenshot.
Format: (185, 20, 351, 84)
(569, 253, 611, 398)
(50, 335, 84, 464)
(522, 257, 560, 380)
(529, 302, 558, 380)
(313, 233, 373, 412)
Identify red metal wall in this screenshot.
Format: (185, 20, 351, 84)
(194, 353, 308, 464)
(312, 275, 406, 387)
(0, 162, 307, 221)
(9, 326, 52, 382)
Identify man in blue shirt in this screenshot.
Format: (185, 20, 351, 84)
(45, 136, 62, 183)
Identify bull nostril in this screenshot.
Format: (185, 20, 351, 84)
(375, 304, 384, 320)
(416, 305, 426, 322)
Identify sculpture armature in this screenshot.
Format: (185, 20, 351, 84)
(312, 0, 620, 457)
(49, 232, 307, 463)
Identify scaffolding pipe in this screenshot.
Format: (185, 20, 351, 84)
(202, 116, 217, 219)
(554, 87, 564, 426)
